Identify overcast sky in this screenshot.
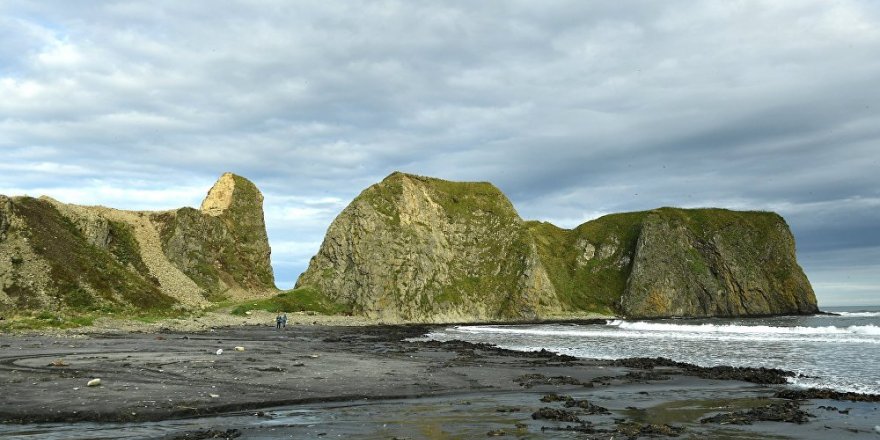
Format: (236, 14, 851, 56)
(1, 1, 878, 306)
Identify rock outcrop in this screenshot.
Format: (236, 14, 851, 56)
(0, 173, 275, 315)
(535, 208, 817, 318)
(297, 172, 817, 321)
(619, 209, 816, 317)
(295, 172, 560, 322)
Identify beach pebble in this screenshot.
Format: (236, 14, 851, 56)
(215, 348, 223, 355)
(209, 394, 220, 398)
(87, 378, 101, 387)
(234, 346, 245, 351)
(245, 311, 253, 315)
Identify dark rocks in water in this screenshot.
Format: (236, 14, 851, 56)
(612, 357, 795, 384)
(417, 340, 575, 361)
(591, 375, 615, 385)
(531, 407, 582, 422)
(167, 428, 242, 439)
(700, 400, 812, 425)
(540, 393, 571, 403)
(817, 405, 851, 414)
(563, 398, 611, 415)
(516, 373, 591, 388)
(533, 348, 578, 362)
(612, 357, 682, 369)
(775, 388, 880, 402)
(623, 370, 671, 382)
(539, 393, 610, 415)
(540, 423, 604, 434)
(615, 421, 685, 438)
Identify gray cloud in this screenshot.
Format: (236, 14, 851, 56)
(1, 0, 878, 304)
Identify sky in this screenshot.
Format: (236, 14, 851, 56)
(1, 1, 878, 306)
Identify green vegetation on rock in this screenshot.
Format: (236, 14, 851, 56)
(11, 197, 175, 313)
(230, 287, 351, 316)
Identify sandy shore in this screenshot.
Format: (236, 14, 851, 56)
(1, 323, 879, 439)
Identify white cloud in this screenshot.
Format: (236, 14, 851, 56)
(0, 184, 207, 211)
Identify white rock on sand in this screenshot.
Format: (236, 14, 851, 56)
(87, 378, 101, 387)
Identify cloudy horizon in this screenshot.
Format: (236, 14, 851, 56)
(2, 1, 878, 306)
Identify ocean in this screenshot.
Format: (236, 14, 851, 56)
(425, 305, 880, 395)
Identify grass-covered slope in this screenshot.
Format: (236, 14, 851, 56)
(526, 210, 648, 315)
(0, 197, 176, 316)
(230, 286, 352, 316)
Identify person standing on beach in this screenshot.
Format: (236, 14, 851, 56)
(275, 313, 282, 329)
(281, 313, 288, 329)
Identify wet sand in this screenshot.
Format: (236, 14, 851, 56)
(1, 323, 878, 439)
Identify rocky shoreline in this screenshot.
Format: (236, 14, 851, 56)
(1, 323, 879, 439)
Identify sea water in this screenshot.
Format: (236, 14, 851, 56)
(425, 306, 880, 395)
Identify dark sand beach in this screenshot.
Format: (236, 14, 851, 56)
(1, 323, 878, 439)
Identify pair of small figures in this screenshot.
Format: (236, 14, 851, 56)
(275, 313, 287, 329)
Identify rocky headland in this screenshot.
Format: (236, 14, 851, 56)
(297, 172, 818, 321)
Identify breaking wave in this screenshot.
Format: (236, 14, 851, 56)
(829, 311, 880, 318)
(452, 322, 880, 342)
(606, 320, 880, 336)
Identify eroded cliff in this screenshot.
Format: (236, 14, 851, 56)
(619, 208, 817, 317)
(295, 172, 560, 322)
(0, 173, 275, 316)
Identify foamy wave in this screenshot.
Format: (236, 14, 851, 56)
(833, 311, 880, 318)
(606, 320, 880, 336)
(453, 326, 608, 338)
(786, 375, 880, 395)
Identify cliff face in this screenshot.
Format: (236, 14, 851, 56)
(295, 172, 560, 322)
(298, 173, 817, 321)
(0, 173, 275, 316)
(619, 209, 817, 317)
(156, 173, 274, 298)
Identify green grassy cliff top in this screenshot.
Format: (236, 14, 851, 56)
(358, 171, 521, 221)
